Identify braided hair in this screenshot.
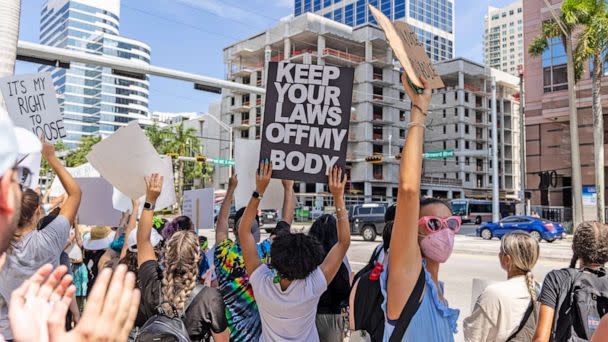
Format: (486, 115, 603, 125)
(160, 230, 200, 315)
(500, 231, 540, 301)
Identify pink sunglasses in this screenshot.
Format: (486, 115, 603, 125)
(418, 216, 462, 234)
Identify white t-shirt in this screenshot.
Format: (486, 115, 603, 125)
(463, 275, 538, 342)
(250, 264, 328, 342)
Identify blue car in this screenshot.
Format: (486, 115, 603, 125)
(476, 216, 566, 242)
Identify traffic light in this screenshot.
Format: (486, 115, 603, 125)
(365, 153, 383, 164)
(195, 156, 207, 163)
(166, 152, 179, 160)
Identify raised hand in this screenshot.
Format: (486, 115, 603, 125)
(41, 137, 56, 161)
(144, 173, 163, 203)
(47, 265, 140, 342)
(402, 74, 432, 115)
(228, 172, 238, 191)
(255, 160, 272, 194)
(328, 166, 347, 198)
(9, 264, 75, 342)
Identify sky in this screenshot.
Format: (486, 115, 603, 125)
(15, 0, 517, 114)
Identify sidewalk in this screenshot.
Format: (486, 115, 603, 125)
(453, 235, 573, 262)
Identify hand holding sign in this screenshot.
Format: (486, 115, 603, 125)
(144, 173, 163, 204)
(402, 74, 432, 115)
(256, 160, 273, 194)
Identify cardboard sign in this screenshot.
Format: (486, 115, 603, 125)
(259, 62, 354, 183)
(0, 72, 66, 143)
(368, 5, 444, 89)
(48, 163, 100, 197)
(182, 188, 214, 230)
(86, 122, 166, 199)
(235, 138, 283, 210)
(75, 177, 122, 226)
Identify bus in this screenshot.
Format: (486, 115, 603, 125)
(450, 199, 516, 224)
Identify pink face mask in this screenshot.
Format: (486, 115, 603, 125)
(419, 228, 455, 263)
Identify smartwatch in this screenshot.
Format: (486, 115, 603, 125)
(252, 191, 263, 199)
(143, 201, 156, 211)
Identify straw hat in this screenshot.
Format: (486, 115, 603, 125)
(127, 228, 163, 252)
(82, 226, 116, 251)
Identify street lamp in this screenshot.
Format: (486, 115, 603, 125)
(198, 113, 233, 177)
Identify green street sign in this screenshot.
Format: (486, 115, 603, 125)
(208, 159, 235, 166)
(423, 149, 454, 159)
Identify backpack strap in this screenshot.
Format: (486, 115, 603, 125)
(183, 284, 205, 316)
(389, 266, 426, 342)
(506, 299, 534, 341)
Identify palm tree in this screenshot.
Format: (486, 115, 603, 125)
(528, 6, 584, 226)
(145, 123, 173, 155)
(563, 0, 608, 222)
(167, 123, 201, 210)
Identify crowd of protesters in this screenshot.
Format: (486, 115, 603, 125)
(1, 74, 608, 342)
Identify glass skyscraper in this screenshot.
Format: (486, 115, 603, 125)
(39, 0, 151, 148)
(294, 0, 454, 62)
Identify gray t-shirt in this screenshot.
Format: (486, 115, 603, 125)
(0, 215, 70, 339)
(250, 264, 327, 342)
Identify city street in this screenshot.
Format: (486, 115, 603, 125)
(207, 224, 572, 341)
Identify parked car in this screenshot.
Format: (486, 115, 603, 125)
(349, 203, 388, 241)
(476, 216, 566, 242)
(260, 209, 279, 233)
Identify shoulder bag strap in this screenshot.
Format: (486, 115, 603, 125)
(389, 266, 426, 342)
(506, 299, 534, 341)
(183, 284, 205, 316)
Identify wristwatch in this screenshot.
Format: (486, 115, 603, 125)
(143, 201, 156, 211)
(252, 191, 263, 199)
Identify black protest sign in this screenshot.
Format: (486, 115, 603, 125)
(0, 72, 65, 143)
(260, 62, 354, 183)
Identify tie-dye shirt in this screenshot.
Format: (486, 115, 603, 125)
(214, 239, 271, 342)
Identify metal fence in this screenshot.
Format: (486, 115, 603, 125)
(530, 205, 573, 229)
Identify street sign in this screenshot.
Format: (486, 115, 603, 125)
(423, 149, 454, 159)
(208, 158, 235, 166)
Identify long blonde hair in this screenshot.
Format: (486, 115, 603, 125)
(160, 230, 200, 315)
(500, 231, 540, 301)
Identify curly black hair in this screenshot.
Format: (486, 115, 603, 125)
(572, 221, 608, 266)
(308, 214, 337, 256)
(382, 221, 394, 252)
(270, 232, 324, 280)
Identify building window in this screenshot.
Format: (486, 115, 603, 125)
(334, 8, 343, 22)
(455, 140, 459, 148)
(400, 111, 406, 121)
(465, 141, 470, 149)
(241, 129, 249, 138)
(465, 173, 470, 182)
(373, 144, 383, 154)
(442, 109, 446, 118)
(443, 126, 447, 134)
(465, 125, 470, 134)
(395, 0, 406, 19)
(313, 0, 321, 11)
(542, 36, 568, 92)
(464, 92, 469, 102)
(464, 108, 469, 117)
(373, 126, 383, 140)
(442, 93, 446, 104)
(295, 0, 302, 15)
(465, 157, 470, 165)
(356, 0, 366, 25)
(255, 126, 261, 139)
(443, 141, 447, 149)
(399, 128, 405, 139)
(455, 124, 458, 133)
(345, 3, 354, 26)
(323, 0, 331, 7)
(229, 114, 234, 124)
(304, 0, 312, 12)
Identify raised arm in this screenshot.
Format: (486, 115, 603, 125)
(386, 75, 431, 320)
(137, 174, 163, 267)
(216, 173, 237, 243)
(320, 167, 351, 283)
(280, 179, 295, 225)
(42, 140, 81, 226)
(120, 199, 139, 260)
(239, 161, 271, 277)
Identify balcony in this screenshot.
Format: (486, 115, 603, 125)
(421, 177, 463, 188)
(232, 103, 251, 113)
(322, 48, 364, 65)
(255, 115, 261, 125)
(255, 97, 262, 106)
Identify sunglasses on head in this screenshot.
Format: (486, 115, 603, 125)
(418, 216, 462, 234)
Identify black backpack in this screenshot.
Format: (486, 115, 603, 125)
(351, 246, 425, 342)
(554, 268, 608, 341)
(136, 285, 204, 342)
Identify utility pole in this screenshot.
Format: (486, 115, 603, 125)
(518, 65, 527, 216)
(491, 77, 500, 222)
(543, 0, 583, 227)
(0, 0, 21, 100)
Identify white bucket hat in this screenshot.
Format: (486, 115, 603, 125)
(82, 226, 116, 251)
(0, 114, 41, 178)
(127, 227, 163, 252)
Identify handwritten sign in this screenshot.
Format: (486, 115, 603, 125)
(0, 72, 66, 143)
(368, 5, 444, 89)
(182, 188, 214, 230)
(259, 62, 354, 183)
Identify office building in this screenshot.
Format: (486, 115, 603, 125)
(222, 13, 515, 205)
(39, 0, 151, 148)
(483, 1, 524, 76)
(524, 0, 608, 216)
(295, 0, 454, 62)
(424, 58, 521, 200)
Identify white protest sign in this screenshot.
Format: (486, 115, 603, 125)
(182, 188, 214, 230)
(235, 138, 283, 210)
(48, 163, 100, 197)
(75, 177, 123, 226)
(0, 72, 66, 143)
(112, 187, 133, 213)
(86, 122, 165, 199)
